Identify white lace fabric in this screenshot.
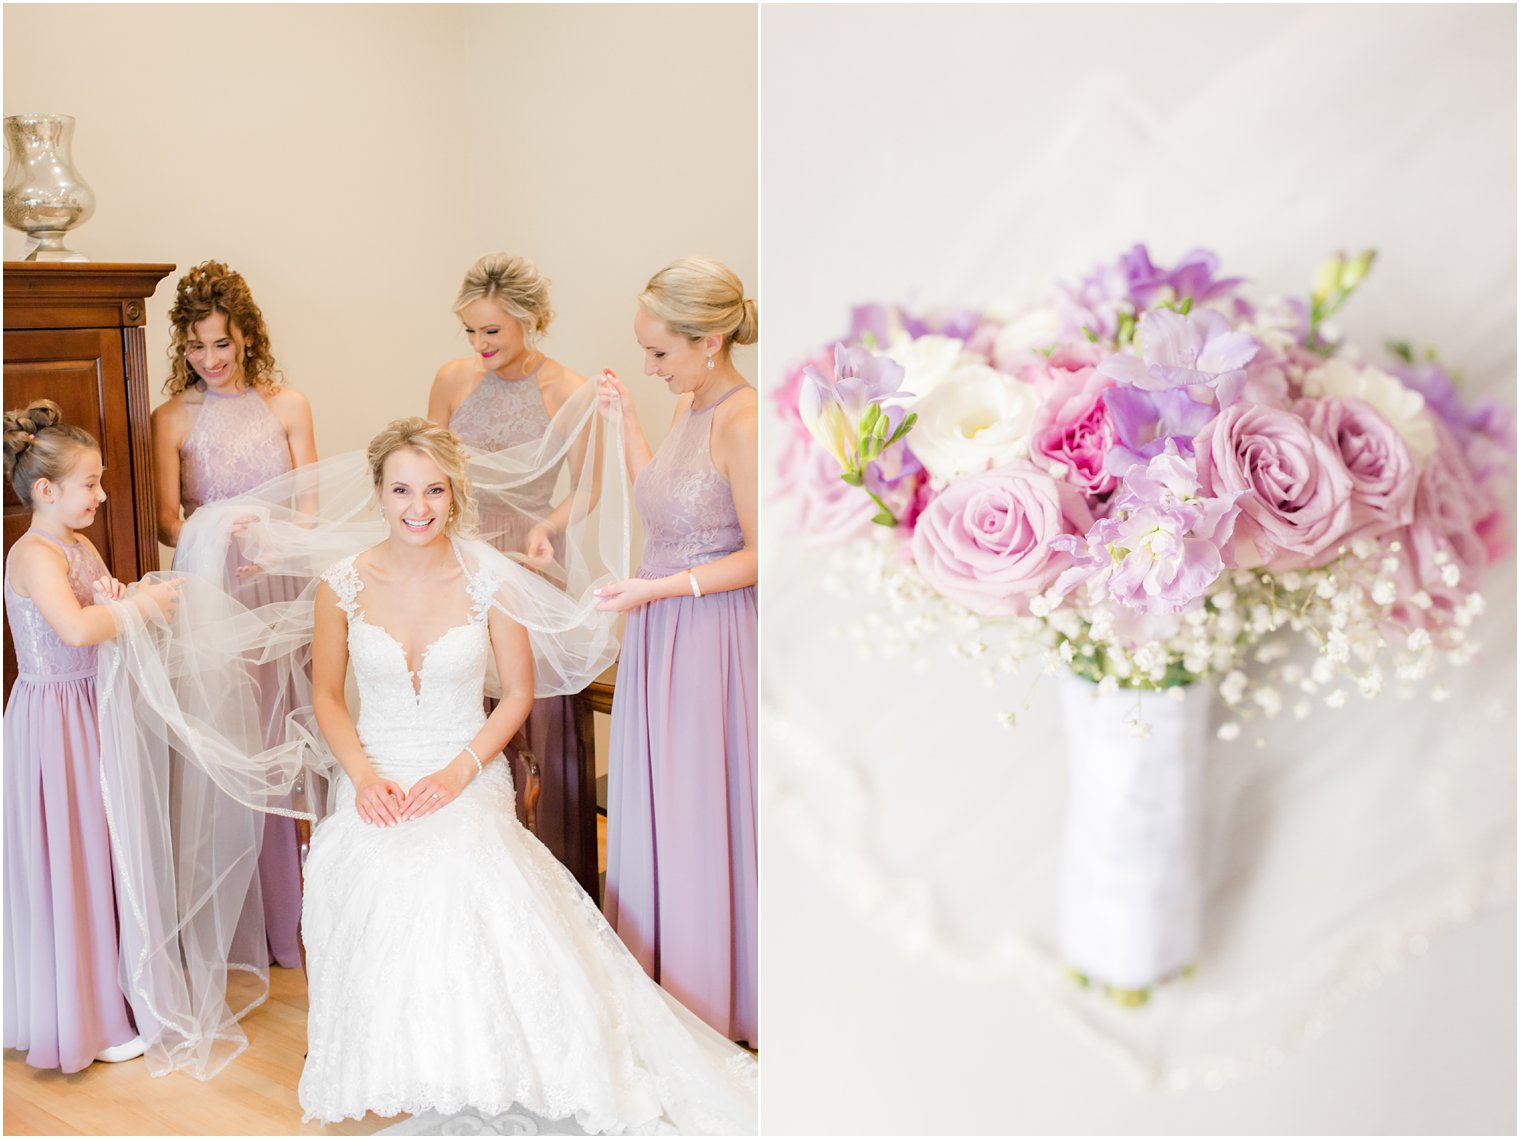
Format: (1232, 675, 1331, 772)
(297, 553, 757, 1131)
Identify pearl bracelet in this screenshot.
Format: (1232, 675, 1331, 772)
(688, 570, 703, 599)
(463, 744, 483, 775)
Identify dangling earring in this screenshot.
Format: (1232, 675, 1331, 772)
(706, 352, 715, 371)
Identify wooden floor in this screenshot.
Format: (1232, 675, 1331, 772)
(4, 814, 612, 1136)
(4, 967, 378, 1136)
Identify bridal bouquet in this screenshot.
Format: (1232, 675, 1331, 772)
(775, 244, 1514, 996)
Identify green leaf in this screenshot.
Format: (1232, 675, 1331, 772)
(1178, 296, 1193, 315)
(840, 470, 864, 487)
(871, 511, 896, 527)
(1081, 325, 1098, 343)
(1385, 339, 1414, 364)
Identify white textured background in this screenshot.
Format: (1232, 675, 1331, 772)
(760, 4, 1516, 1134)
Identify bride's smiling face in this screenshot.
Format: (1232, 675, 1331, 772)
(379, 447, 454, 545)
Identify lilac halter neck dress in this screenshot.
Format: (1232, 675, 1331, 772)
(448, 368, 595, 896)
(178, 386, 305, 969)
(3, 531, 140, 1072)
(604, 386, 758, 1045)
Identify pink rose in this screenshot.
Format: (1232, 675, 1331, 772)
(1027, 349, 1118, 499)
(912, 460, 1094, 616)
(1194, 402, 1354, 569)
(1387, 419, 1494, 623)
(1299, 395, 1417, 547)
(776, 431, 887, 547)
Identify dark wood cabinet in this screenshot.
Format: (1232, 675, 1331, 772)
(3, 262, 175, 702)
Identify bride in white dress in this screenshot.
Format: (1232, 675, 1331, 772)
(295, 417, 756, 1131)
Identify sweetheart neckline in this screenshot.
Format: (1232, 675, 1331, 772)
(351, 616, 482, 699)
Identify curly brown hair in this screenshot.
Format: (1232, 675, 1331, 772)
(3, 399, 100, 507)
(163, 261, 283, 395)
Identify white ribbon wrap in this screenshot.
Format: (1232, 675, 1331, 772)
(1057, 674, 1213, 991)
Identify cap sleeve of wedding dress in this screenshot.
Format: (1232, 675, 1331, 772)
(320, 555, 362, 617)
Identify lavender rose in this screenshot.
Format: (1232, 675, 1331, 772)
(1299, 395, 1417, 547)
(912, 460, 1094, 616)
(1194, 402, 1354, 569)
(1389, 419, 1495, 622)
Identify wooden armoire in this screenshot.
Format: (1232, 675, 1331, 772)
(2, 262, 175, 701)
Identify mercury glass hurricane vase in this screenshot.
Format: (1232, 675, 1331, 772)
(3, 114, 96, 262)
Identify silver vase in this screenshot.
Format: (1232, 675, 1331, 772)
(3, 113, 96, 262)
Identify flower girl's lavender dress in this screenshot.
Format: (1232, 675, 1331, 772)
(449, 368, 592, 889)
(178, 386, 304, 968)
(3, 531, 139, 1072)
(604, 385, 758, 1044)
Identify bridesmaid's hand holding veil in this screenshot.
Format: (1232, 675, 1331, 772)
(597, 369, 634, 420)
(522, 522, 556, 568)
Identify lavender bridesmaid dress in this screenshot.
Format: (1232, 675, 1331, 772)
(3, 531, 139, 1072)
(178, 387, 305, 969)
(449, 369, 595, 896)
(604, 386, 758, 1045)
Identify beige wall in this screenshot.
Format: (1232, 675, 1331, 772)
(6, 3, 755, 784)
(2, 4, 758, 461)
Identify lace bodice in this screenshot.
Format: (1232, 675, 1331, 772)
(320, 552, 506, 781)
(449, 370, 560, 511)
(179, 388, 293, 515)
(3, 530, 108, 681)
(633, 387, 747, 577)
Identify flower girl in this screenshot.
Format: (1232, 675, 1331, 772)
(2, 400, 182, 1072)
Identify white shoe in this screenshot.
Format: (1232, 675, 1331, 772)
(95, 1036, 145, 1063)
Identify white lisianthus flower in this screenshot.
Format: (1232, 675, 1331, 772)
(1301, 359, 1438, 464)
(992, 305, 1063, 361)
(906, 364, 1039, 485)
(883, 332, 968, 406)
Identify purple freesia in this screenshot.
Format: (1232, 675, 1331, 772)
(848, 304, 895, 347)
(1052, 447, 1242, 615)
(1098, 309, 1259, 407)
(902, 307, 983, 343)
(802, 344, 909, 418)
(1059, 244, 1245, 341)
(798, 344, 911, 469)
(1101, 385, 1218, 478)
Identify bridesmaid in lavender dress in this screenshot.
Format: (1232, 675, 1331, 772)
(150, 262, 317, 970)
(596, 258, 759, 1045)
(3, 401, 183, 1071)
(427, 253, 598, 895)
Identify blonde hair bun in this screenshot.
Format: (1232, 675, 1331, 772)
(639, 256, 756, 352)
(453, 254, 554, 344)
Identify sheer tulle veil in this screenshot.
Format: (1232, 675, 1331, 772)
(96, 383, 629, 1079)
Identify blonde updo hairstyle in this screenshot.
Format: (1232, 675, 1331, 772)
(3, 400, 100, 508)
(366, 417, 479, 538)
(453, 254, 554, 347)
(639, 257, 758, 355)
(165, 260, 282, 395)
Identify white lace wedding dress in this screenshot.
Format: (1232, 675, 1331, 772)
(296, 554, 758, 1133)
